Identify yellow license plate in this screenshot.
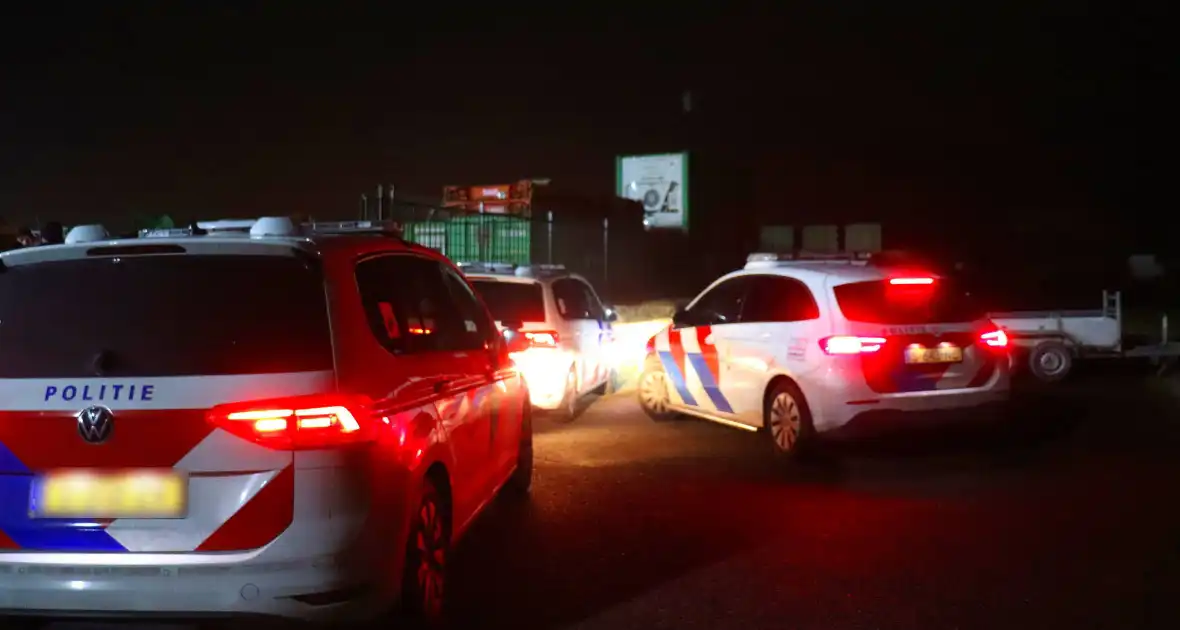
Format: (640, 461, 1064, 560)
(32, 470, 187, 519)
(904, 346, 963, 364)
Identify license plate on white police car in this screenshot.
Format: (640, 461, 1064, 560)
(30, 469, 187, 519)
(904, 346, 963, 364)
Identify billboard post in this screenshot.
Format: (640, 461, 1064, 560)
(615, 152, 690, 231)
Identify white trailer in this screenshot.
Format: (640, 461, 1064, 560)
(988, 290, 1179, 382)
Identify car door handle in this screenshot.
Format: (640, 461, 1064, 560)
(433, 380, 452, 394)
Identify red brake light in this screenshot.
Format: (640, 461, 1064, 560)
(524, 330, 559, 349)
(980, 327, 1009, 348)
(207, 394, 375, 450)
(821, 335, 887, 355)
(889, 277, 935, 285)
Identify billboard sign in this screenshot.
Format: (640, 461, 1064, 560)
(616, 152, 689, 231)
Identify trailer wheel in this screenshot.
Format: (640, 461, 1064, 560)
(1028, 341, 1072, 383)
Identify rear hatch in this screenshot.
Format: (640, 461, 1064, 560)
(467, 275, 572, 376)
(468, 277, 547, 329)
(0, 248, 334, 553)
(468, 276, 560, 344)
(829, 276, 1005, 393)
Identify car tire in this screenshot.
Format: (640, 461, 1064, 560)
(503, 403, 533, 497)
(638, 355, 679, 422)
(764, 379, 815, 460)
(1028, 341, 1072, 383)
(550, 367, 579, 423)
(399, 476, 451, 627)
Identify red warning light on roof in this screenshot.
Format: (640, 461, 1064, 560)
(889, 277, 935, 285)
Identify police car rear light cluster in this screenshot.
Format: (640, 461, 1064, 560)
(821, 335, 887, 355)
(207, 394, 374, 450)
(524, 330, 560, 349)
(979, 328, 1009, 348)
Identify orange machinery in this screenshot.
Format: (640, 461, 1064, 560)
(442, 180, 534, 217)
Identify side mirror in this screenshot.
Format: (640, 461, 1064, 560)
(603, 306, 619, 323)
(671, 308, 688, 328)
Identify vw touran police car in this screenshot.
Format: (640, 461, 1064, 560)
(0, 218, 532, 625)
(638, 252, 1011, 457)
(462, 263, 616, 421)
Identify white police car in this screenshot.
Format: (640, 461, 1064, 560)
(638, 252, 1011, 457)
(0, 218, 532, 625)
(461, 263, 616, 421)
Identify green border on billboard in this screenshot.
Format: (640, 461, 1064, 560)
(615, 151, 690, 232)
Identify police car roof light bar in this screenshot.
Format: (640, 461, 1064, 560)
(251, 216, 298, 237)
(137, 217, 408, 240)
(514, 264, 567, 278)
(746, 251, 872, 263)
(197, 219, 257, 232)
(303, 220, 404, 238)
(458, 261, 517, 274)
(139, 227, 198, 238)
(64, 224, 110, 244)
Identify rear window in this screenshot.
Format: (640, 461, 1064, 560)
(469, 280, 546, 322)
(832, 279, 984, 325)
(0, 254, 333, 378)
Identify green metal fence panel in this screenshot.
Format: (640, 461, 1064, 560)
(402, 215, 531, 265)
(403, 222, 446, 252)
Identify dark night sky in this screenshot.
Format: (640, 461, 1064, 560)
(0, 2, 1167, 247)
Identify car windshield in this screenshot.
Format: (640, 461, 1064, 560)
(832, 278, 984, 325)
(0, 254, 333, 378)
(469, 279, 546, 322)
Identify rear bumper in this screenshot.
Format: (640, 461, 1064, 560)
(805, 361, 1011, 434)
(0, 460, 415, 623)
(0, 549, 384, 622)
(512, 349, 574, 410)
(819, 399, 1011, 441)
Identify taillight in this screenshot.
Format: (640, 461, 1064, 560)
(979, 327, 1009, 349)
(889, 277, 935, 285)
(524, 330, 559, 349)
(820, 335, 887, 355)
(207, 394, 375, 450)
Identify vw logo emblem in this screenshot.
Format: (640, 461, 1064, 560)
(76, 406, 114, 444)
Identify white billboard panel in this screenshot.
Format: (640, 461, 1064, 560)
(616, 152, 689, 230)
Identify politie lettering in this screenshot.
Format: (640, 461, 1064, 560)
(44, 384, 155, 403)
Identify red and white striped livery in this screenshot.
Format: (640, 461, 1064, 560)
(0, 218, 532, 624)
(638, 252, 1011, 456)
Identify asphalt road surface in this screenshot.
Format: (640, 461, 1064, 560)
(450, 365, 1180, 630)
(40, 364, 1180, 630)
